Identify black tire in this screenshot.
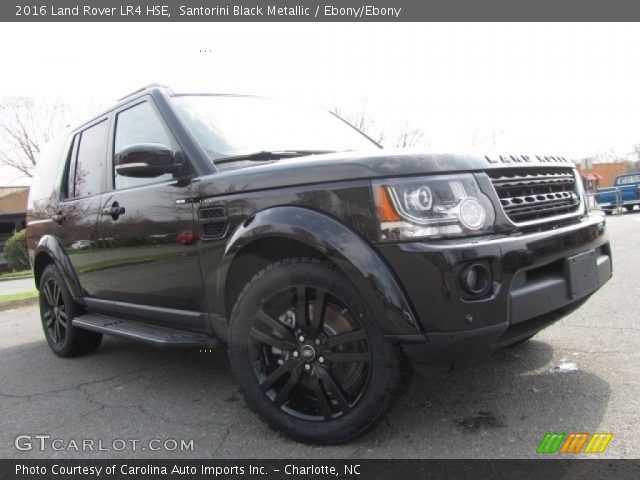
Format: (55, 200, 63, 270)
(228, 257, 406, 444)
(39, 264, 102, 357)
(624, 205, 634, 212)
(603, 209, 612, 215)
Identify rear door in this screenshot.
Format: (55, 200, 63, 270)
(58, 118, 112, 297)
(96, 98, 206, 330)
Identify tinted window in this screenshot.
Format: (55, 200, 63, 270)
(29, 133, 69, 202)
(73, 120, 108, 198)
(173, 96, 377, 161)
(114, 102, 173, 190)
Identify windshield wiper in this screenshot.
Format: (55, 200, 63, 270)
(214, 150, 336, 164)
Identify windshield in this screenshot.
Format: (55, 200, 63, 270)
(172, 95, 378, 161)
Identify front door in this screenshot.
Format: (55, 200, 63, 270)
(96, 99, 206, 330)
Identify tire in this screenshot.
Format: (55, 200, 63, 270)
(603, 209, 612, 215)
(39, 264, 102, 357)
(624, 205, 634, 212)
(228, 257, 406, 444)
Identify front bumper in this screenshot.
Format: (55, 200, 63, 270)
(376, 214, 611, 374)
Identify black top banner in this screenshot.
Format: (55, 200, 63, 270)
(4, 0, 640, 21)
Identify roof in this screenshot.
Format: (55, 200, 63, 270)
(0, 187, 29, 215)
(582, 173, 603, 181)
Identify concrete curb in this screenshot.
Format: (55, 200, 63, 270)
(0, 275, 34, 283)
(0, 296, 38, 311)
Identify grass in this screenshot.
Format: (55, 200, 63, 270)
(0, 290, 38, 303)
(0, 269, 33, 280)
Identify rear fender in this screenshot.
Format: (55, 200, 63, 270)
(33, 235, 84, 301)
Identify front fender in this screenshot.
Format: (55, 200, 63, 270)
(33, 235, 84, 301)
(219, 206, 420, 335)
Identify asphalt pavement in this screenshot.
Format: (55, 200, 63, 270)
(0, 212, 638, 458)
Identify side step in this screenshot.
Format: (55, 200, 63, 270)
(72, 313, 217, 348)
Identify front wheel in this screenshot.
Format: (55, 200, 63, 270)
(228, 257, 406, 444)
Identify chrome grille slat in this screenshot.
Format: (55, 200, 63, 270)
(488, 168, 582, 225)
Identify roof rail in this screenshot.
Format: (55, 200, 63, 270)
(118, 83, 171, 101)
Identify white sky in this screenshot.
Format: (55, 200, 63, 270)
(1, 22, 640, 185)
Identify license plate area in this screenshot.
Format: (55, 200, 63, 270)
(565, 249, 598, 299)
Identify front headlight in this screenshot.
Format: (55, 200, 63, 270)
(373, 174, 495, 240)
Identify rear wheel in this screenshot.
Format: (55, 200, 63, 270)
(39, 264, 102, 357)
(228, 257, 406, 444)
(624, 205, 635, 212)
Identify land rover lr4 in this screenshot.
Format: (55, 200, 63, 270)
(27, 85, 612, 444)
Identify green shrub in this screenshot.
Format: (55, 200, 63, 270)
(3, 229, 30, 272)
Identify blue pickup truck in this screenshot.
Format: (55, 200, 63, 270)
(595, 172, 640, 214)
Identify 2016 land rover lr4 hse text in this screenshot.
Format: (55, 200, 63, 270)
(27, 85, 612, 444)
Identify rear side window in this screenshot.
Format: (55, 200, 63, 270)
(114, 102, 173, 190)
(29, 133, 69, 202)
(618, 174, 640, 185)
(71, 120, 109, 198)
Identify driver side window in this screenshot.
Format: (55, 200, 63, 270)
(114, 101, 173, 190)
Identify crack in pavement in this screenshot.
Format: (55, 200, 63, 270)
(0, 358, 186, 400)
(77, 382, 226, 429)
(213, 421, 235, 457)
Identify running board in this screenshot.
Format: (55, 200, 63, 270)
(72, 313, 217, 348)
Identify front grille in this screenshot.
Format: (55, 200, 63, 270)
(488, 168, 582, 224)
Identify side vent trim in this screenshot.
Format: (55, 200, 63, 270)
(199, 205, 228, 240)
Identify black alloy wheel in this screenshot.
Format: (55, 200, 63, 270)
(228, 257, 406, 444)
(41, 276, 68, 346)
(39, 264, 102, 357)
(249, 284, 372, 421)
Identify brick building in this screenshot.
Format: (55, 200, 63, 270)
(576, 162, 629, 191)
(0, 186, 29, 267)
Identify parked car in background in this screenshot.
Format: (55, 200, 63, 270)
(595, 172, 640, 214)
(69, 239, 93, 250)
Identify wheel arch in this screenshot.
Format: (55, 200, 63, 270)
(216, 206, 419, 336)
(33, 235, 84, 300)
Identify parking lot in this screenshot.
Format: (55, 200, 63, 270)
(0, 212, 638, 459)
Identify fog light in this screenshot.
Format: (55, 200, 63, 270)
(460, 263, 491, 295)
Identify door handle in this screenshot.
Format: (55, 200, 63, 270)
(51, 212, 66, 224)
(103, 202, 125, 220)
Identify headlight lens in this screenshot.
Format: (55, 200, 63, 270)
(373, 174, 495, 240)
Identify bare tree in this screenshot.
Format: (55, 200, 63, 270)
(331, 106, 384, 144)
(331, 106, 425, 148)
(0, 97, 68, 178)
(394, 125, 424, 148)
(630, 144, 640, 172)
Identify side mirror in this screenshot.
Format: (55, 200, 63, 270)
(114, 143, 183, 178)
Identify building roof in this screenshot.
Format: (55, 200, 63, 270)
(582, 173, 603, 181)
(0, 187, 29, 215)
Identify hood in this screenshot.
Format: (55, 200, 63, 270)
(194, 149, 575, 198)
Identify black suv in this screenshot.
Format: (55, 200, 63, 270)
(27, 85, 612, 444)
